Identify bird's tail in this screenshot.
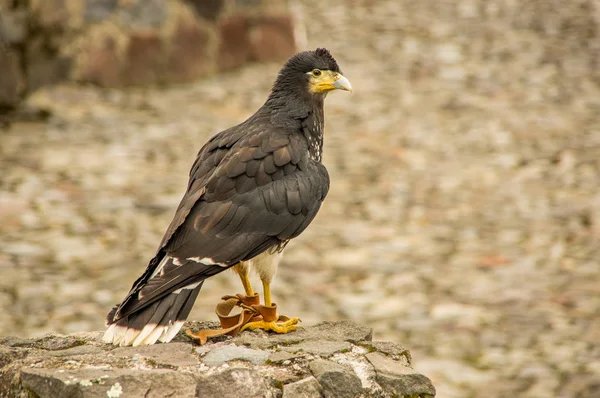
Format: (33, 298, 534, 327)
(102, 282, 202, 346)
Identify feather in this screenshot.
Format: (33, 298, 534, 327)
(273, 146, 292, 166)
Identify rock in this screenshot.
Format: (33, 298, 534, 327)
(29, 0, 77, 29)
(84, 0, 118, 23)
(0, 322, 434, 397)
(218, 15, 251, 70)
(249, 15, 296, 62)
(0, 10, 28, 44)
(122, 31, 165, 86)
(21, 368, 198, 398)
(309, 359, 363, 398)
(47, 345, 103, 357)
(25, 36, 72, 92)
(308, 321, 373, 344)
(0, 0, 295, 103)
(366, 352, 436, 397)
(0, 50, 24, 108)
(234, 320, 372, 349)
(360, 340, 412, 364)
(0, 346, 24, 369)
(202, 345, 269, 366)
(282, 376, 323, 398)
(268, 350, 300, 363)
(281, 340, 352, 357)
(197, 367, 269, 398)
(111, 342, 198, 367)
(165, 13, 212, 83)
(118, 0, 167, 28)
(78, 34, 122, 87)
(185, 0, 225, 21)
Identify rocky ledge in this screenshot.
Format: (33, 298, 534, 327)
(0, 320, 435, 398)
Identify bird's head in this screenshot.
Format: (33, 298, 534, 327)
(270, 48, 352, 100)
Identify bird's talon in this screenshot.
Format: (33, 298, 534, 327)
(240, 317, 299, 334)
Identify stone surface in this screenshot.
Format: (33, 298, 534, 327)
(233, 320, 373, 349)
(25, 36, 72, 92)
(29, 0, 76, 29)
(281, 340, 352, 357)
(78, 34, 122, 87)
(165, 13, 212, 83)
(84, 0, 118, 23)
(268, 350, 300, 363)
(309, 359, 364, 398)
(197, 368, 270, 398)
(22, 368, 198, 398)
(122, 32, 165, 86)
(0, 50, 24, 108)
(0, 10, 28, 44)
(202, 345, 269, 366)
(185, 0, 224, 21)
(366, 352, 436, 397)
(111, 342, 198, 367)
(118, 0, 167, 28)
(218, 15, 251, 70)
(282, 376, 323, 398)
(361, 341, 412, 363)
(0, 322, 434, 397)
(0, 0, 294, 104)
(249, 15, 296, 62)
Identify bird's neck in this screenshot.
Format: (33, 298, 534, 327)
(263, 91, 325, 161)
(303, 100, 324, 162)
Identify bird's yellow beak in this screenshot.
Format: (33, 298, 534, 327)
(309, 70, 352, 93)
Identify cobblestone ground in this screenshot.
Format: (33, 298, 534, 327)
(2, 1, 600, 396)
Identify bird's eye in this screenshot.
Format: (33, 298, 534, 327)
(312, 69, 322, 77)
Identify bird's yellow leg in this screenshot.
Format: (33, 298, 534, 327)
(239, 272, 254, 297)
(240, 280, 299, 334)
(233, 263, 254, 296)
(263, 281, 272, 307)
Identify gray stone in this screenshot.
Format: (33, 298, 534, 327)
(47, 345, 103, 357)
(234, 320, 372, 349)
(309, 359, 363, 398)
(21, 368, 197, 398)
(0, 322, 433, 397)
(3, 334, 89, 351)
(0, 50, 24, 107)
(305, 321, 373, 344)
(366, 352, 436, 397)
(283, 376, 323, 398)
(0, 10, 28, 44)
(118, 0, 167, 29)
(111, 342, 198, 367)
(25, 37, 72, 92)
(281, 341, 352, 358)
(234, 329, 306, 349)
(84, 0, 118, 23)
(0, 346, 25, 369)
(197, 367, 269, 398)
(202, 344, 269, 366)
(360, 340, 412, 364)
(268, 350, 300, 363)
(185, 0, 225, 21)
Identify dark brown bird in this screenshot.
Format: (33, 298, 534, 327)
(103, 48, 352, 346)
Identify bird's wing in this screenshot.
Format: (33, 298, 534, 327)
(111, 124, 329, 321)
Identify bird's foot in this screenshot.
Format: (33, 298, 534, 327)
(241, 317, 299, 334)
(240, 303, 299, 334)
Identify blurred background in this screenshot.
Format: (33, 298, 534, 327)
(1, 0, 600, 396)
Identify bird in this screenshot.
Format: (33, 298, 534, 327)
(103, 48, 352, 346)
